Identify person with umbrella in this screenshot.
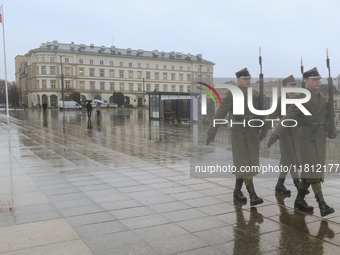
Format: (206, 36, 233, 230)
(94, 99, 102, 118)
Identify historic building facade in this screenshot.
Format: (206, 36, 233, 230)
(15, 41, 214, 107)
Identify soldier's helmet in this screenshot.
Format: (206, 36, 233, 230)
(235, 68, 251, 78)
(282, 75, 297, 86)
(303, 67, 321, 79)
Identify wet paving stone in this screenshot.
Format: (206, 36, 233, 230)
(1, 110, 340, 254)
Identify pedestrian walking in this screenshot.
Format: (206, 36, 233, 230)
(96, 102, 102, 118)
(86, 101, 93, 118)
(206, 68, 265, 206)
(262, 75, 310, 195)
(268, 67, 337, 216)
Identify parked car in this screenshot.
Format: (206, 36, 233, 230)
(108, 103, 118, 108)
(125, 104, 134, 108)
(101, 103, 108, 108)
(58, 100, 82, 110)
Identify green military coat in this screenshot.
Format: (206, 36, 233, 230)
(262, 96, 299, 173)
(273, 89, 334, 183)
(207, 86, 261, 177)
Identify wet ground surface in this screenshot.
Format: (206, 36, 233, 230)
(1, 108, 340, 254)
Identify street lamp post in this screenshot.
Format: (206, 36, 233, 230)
(143, 77, 145, 107)
(59, 55, 65, 111)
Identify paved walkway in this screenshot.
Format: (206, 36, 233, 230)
(1, 109, 340, 254)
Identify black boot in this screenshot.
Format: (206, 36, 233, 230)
(315, 192, 334, 217)
(293, 179, 310, 195)
(275, 178, 291, 194)
(233, 178, 247, 202)
(294, 189, 314, 211)
(246, 183, 263, 206)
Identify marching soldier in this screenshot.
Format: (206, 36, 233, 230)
(262, 75, 309, 195)
(268, 67, 337, 216)
(206, 68, 264, 206)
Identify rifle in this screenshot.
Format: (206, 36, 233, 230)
(301, 57, 305, 88)
(326, 48, 335, 138)
(259, 47, 264, 110)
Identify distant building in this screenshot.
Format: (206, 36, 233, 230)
(15, 41, 214, 107)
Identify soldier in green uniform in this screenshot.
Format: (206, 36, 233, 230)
(268, 67, 336, 217)
(262, 75, 309, 195)
(206, 68, 264, 206)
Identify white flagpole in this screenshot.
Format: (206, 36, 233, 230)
(1, 5, 9, 117)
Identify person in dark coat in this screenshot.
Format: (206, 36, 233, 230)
(86, 102, 93, 118)
(262, 75, 309, 195)
(206, 68, 265, 206)
(268, 67, 337, 217)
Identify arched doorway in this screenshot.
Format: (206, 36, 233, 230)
(109, 96, 113, 103)
(37, 95, 41, 106)
(42, 94, 48, 103)
(94, 95, 101, 100)
(50, 95, 58, 107)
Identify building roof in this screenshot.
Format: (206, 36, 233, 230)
(33, 41, 214, 64)
(319, 84, 339, 95)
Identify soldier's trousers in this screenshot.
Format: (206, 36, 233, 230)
(299, 179, 322, 194)
(242, 177, 253, 186)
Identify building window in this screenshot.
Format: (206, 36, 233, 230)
(37, 80, 39, 88)
(207, 67, 210, 72)
(51, 81, 56, 89)
(50, 67, 55, 75)
(50, 57, 54, 62)
(65, 67, 70, 75)
(90, 69, 94, 76)
(65, 81, 70, 89)
(64, 58, 69, 63)
(42, 66, 46, 75)
(100, 82, 105, 90)
(129, 83, 133, 91)
(79, 59, 83, 64)
(180, 66, 183, 71)
(90, 82, 95, 90)
(146, 72, 150, 79)
(90, 60, 94, 65)
(155, 64, 158, 69)
(187, 67, 190, 71)
(120, 83, 124, 91)
(138, 63, 141, 68)
(179, 85, 183, 92)
(163, 84, 167, 92)
(119, 70, 124, 78)
(155, 73, 159, 80)
(163, 65, 167, 69)
(110, 70, 115, 77)
(146, 84, 151, 92)
(137, 71, 142, 79)
(100, 60, 104, 65)
(110, 61, 114, 66)
(171, 85, 176, 92)
(172, 65, 175, 70)
(138, 84, 142, 92)
(179, 74, 183, 81)
(129, 71, 133, 79)
(42, 57, 46, 62)
(187, 74, 191, 81)
(79, 68, 84, 76)
(163, 73, 167, 80)
(120, 62, 123, 67)
(187, 86, 191, 92)
(155, 84, 159, 91)
(110, 83, 114, 91)
(171, 73, 175, 80)
(36, 66, 39, 75)
(79, 81, 85, 89)
(129, 62, 132, 67)
(146, 64, 150, 68)
(42, 80, 46, 88)
(100, 69, 105, 77)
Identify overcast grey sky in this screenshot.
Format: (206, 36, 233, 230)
(1, 0, 340, 82)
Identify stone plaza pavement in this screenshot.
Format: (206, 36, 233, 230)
(1, 109, 340, 254)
